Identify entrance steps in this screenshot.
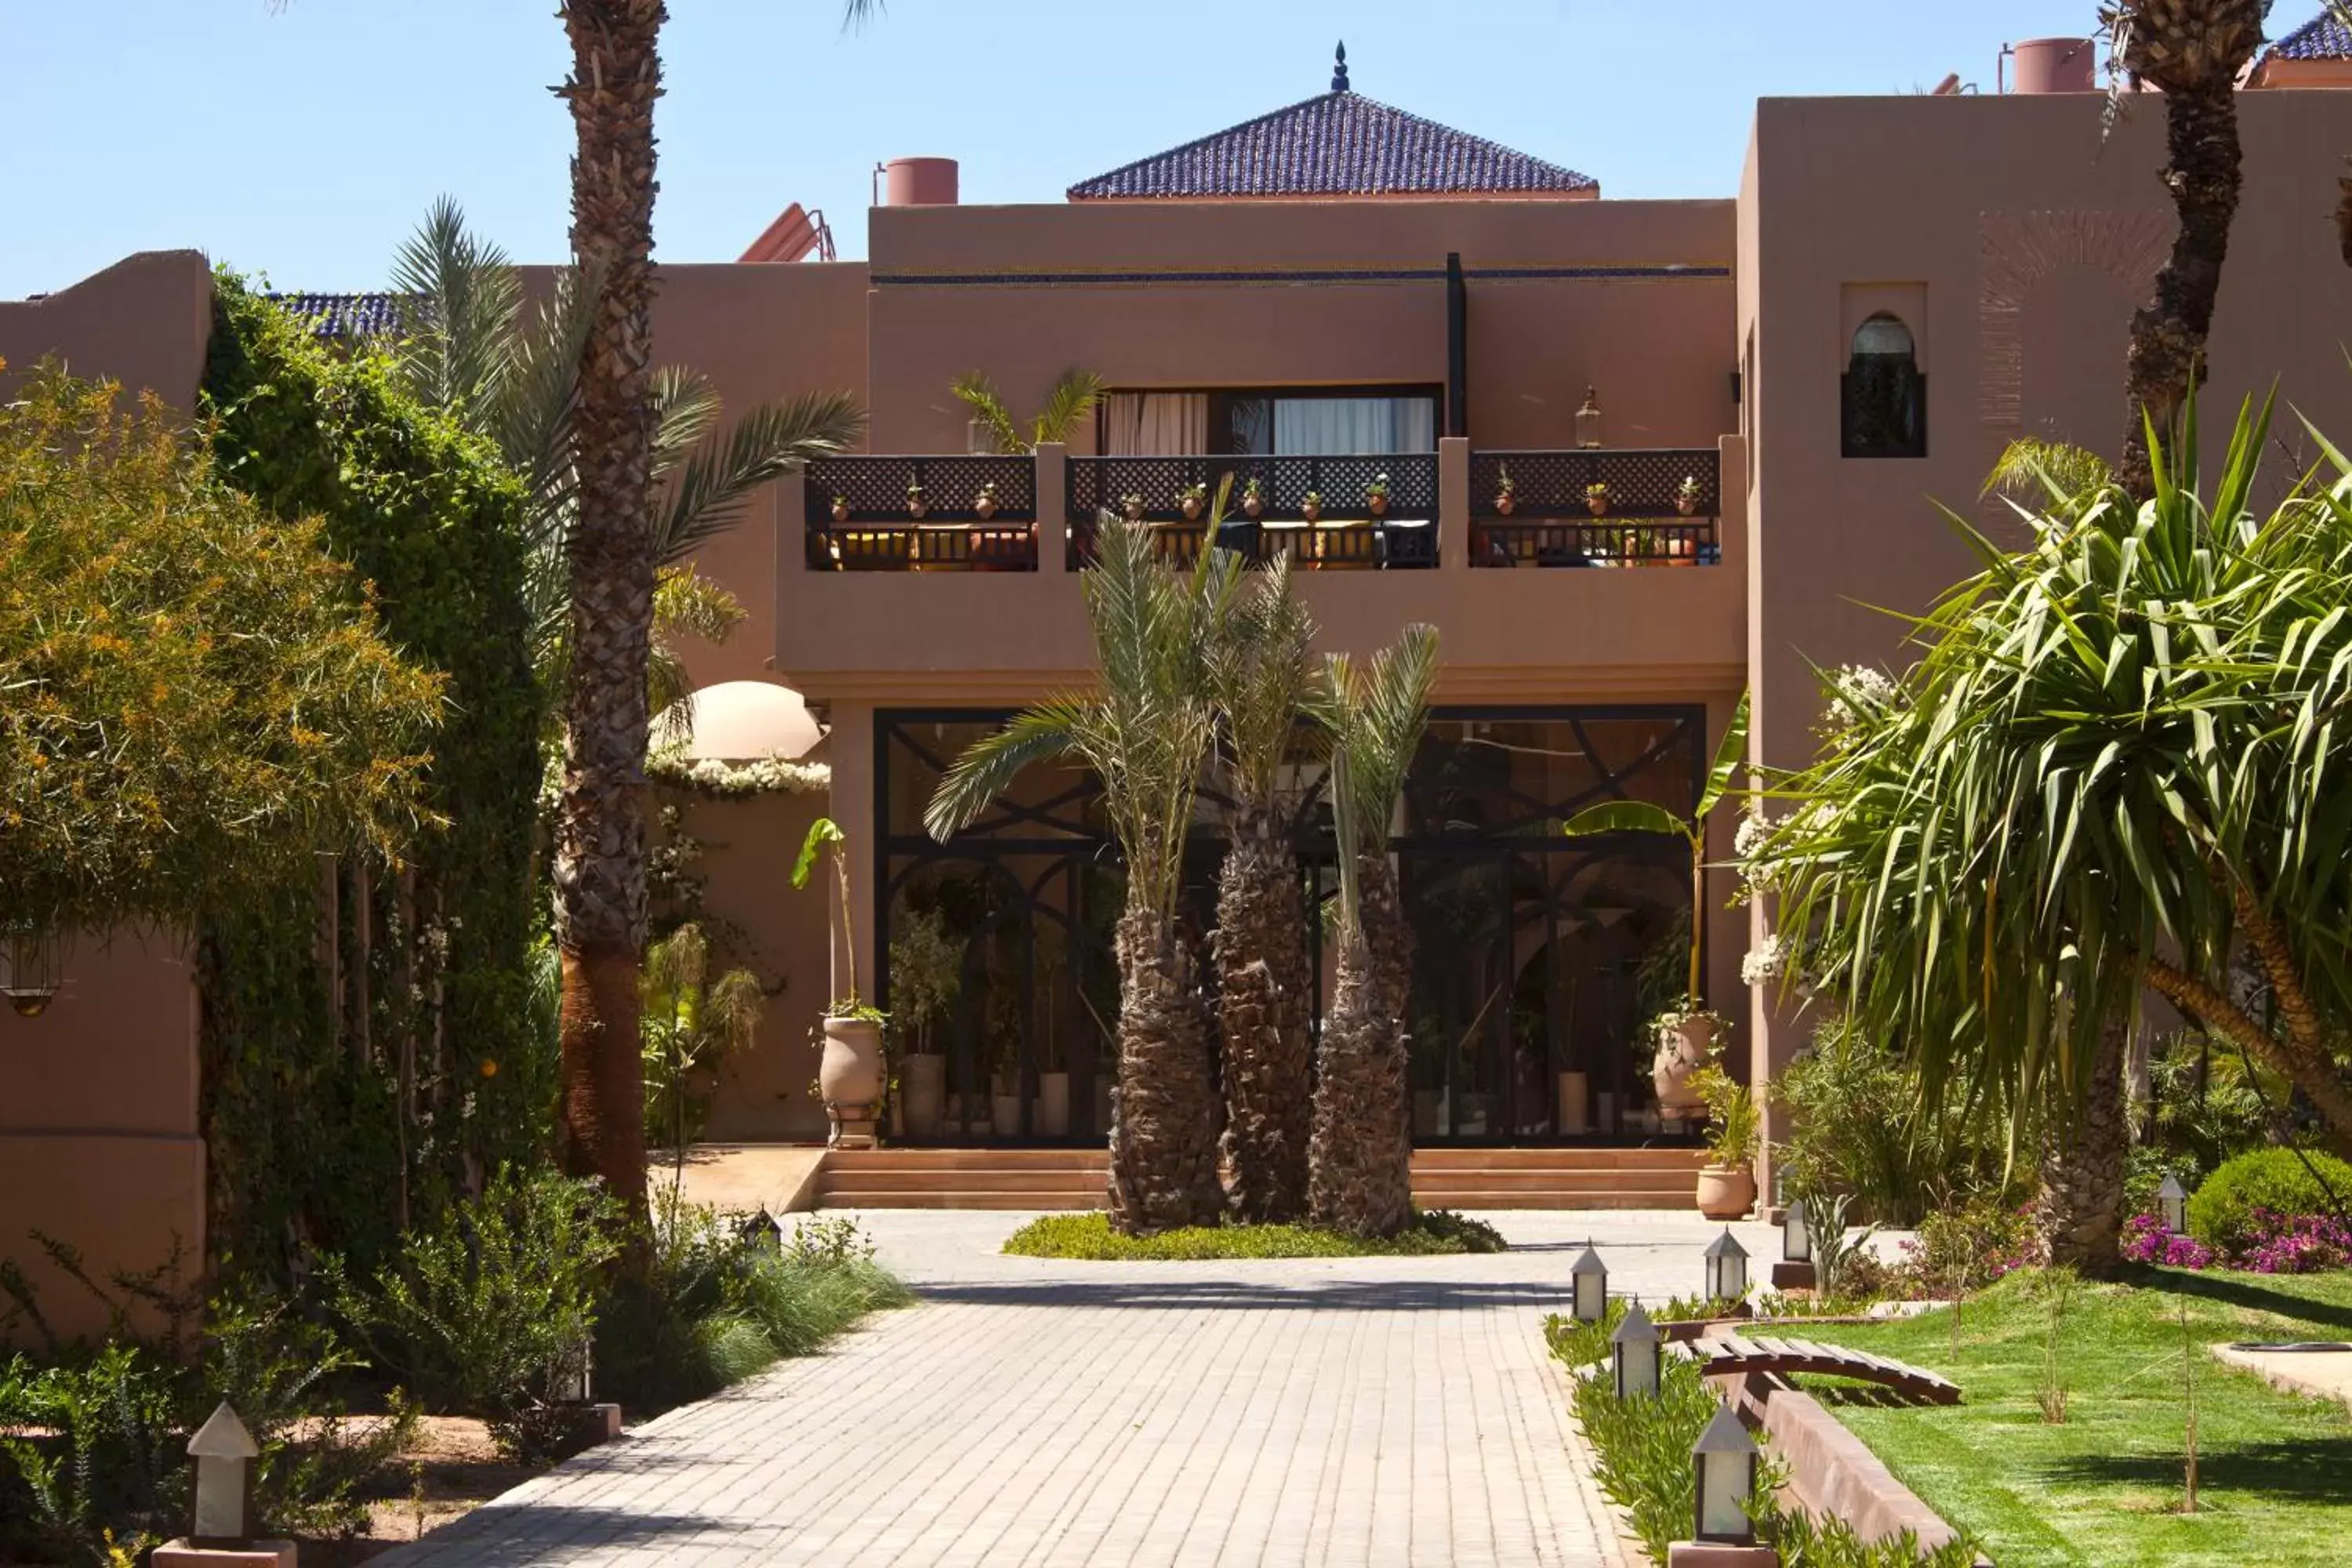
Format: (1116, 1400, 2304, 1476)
(815, 1146, 1707, 1211)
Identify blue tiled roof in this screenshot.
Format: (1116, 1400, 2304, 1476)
(271, 292, 405, 339)
(1067, 89, 1595, 201)
(2268, 7, 2352, 59)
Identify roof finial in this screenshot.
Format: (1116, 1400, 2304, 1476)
(1332, 41, 1350, 93)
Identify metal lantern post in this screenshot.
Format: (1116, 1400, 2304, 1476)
(551, 1331, 594, 1406)
(187, 1402, 260, 1546)
(1781, 1196, 1812, 1264)
(1691, 1403, 1762, 1546)
(1570, 1243, 1609, 1323)
(2157, 1174, 2189, 1234)
(1575, 387, 1605, 448)
(1611, 1301, 1660, 1399)
(0, 925, 64, 1018)
(1703, 1228, 1749, 1305)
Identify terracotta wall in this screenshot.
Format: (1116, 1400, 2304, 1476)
(672, 787, 837, 1143)
(0, 252, 216, 1346)
(1737, 87, 2352, 1168)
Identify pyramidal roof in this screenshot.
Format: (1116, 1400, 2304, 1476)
(2268, 6, 2352, 60)
(1068, 45, 1596, 202)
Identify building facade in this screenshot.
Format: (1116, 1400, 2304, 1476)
(8, 31, 2352, 1322)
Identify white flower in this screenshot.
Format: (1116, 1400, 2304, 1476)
(1820, 663, 1902, 741)
(1740, 934, 1788, 987)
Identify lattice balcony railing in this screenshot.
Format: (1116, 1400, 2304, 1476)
(1065, 514, 1437, 571)
(1468, 448, 1720, 520)
(1473, 519, 1719, 568)
(1066, 453, 1440, 528)
(805, 454, 1037, 525)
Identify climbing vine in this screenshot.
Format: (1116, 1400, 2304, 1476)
(198, 274, 550, 1283)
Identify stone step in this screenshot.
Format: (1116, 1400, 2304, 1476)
(1411, 1148, 1708, 1169)
(824, 1149, 1110, 1171)
(818, 1170, 1110, 1194)
(821, 1190, 1109, 1210)
(1410, 1170, 1704, 1193)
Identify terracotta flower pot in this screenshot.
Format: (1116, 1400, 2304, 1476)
(1243, 495, 1265, 519)
(1697, 1163, 1757, 1221)
(1301, 499, 1323, 523)
(1676, 495, 1698, 517)
(1122, 500, 1145, 523)
(1494, 493, 1516, 516)
(975, 495, 998, 521)
(1586, 496, 1609, 517)
(830, 500, 850, 524)
(1367, 494, 1388, 518)
(906, 496, 928, 521)
(1653, 1015, 1715, 1119)
(818, 1016, 885, 1144)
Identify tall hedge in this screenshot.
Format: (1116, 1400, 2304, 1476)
(198, 274, 550, 1281)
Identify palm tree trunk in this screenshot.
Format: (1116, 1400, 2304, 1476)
(1108, 906, 1222, 1234)
(2040, 1019, 2129, 1276)
(2118, 78, 2242, 498)
(1308, 855, 1414, 1237)
(551, 0, 666, 1216)
(1215, 804, 1312, 1223)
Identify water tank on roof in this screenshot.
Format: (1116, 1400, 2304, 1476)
(884, 158, 960, 206)
(2007, 38, 2097, 93)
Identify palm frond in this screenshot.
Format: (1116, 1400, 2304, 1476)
(496, 263, 595, 546)
(924, 702, 1088, 840)
(655, 390, 866, 564)
(1563, 800, 1690, 840)
(1030, 368, 1105, 448)
(949, 371, 1025, 456)
(1986, 437, 2115, 505)
(389, 196, 521, 426)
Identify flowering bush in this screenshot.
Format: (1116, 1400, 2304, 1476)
(2237, 1208, 2352, 1274)
(2120, 1213, 2217, 1269)
(646, 750, 831, 799)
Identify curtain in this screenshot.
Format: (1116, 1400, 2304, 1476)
(1102, 392, 1210, 456)
(1273, 396, 1436, 455)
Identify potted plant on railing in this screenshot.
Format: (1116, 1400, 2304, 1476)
(906, 481, 928, 521)
(1240, 476, 1267, 519)
(1688, 1062, 1759, 1218)
(793, 817, 889, 1147)
(1675, 474, 1702, 517)
(830, 494, 851, 525)
(1364, 472, 1391, 519)
(1562, 691, 1748, 1119)
(975, 480, 1000, 521)
(1493, 465, 1517, 516)
(1120, 492, 1146, 523)
(1178, 481, 1209, 521)
(1301, 489, 1324, 524)
(1584, 481, 1610, 518)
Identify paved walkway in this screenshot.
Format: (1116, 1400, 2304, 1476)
(380, 1210, 1781, 1568)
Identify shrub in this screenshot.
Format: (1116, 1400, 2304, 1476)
(1002, 1210, 1507, 1261)
(2120, 1214, 2217, 1269)
(338, 1169, 619, 1457)
(1901, 1194, 2041, 1294)
(2184, 1149, 2352, 1254)
(2236, 1210, 2352, 1274)
(1770, 1018, 2005, 1225)
(1690, 1064, 1760, 1167)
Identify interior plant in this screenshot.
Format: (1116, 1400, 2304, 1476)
(1687, 1062, 1759, 1218)
(1563, 691, 1749, 1117)
(793, 818, 888, 1145)
(886, 903, 962, 1137)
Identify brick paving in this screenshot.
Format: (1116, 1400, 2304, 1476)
(379, 1210, 1779, 1567)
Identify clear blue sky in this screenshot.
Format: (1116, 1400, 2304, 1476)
(7, 0, 2132, 299)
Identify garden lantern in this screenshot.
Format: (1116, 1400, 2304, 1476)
(0, 924, 64, 1018)
(551, 1333, 593, 1406)
(187, 1401, 259, 1545)
(739, 1207, 786, 1252)
(1691, 1401, 1761, 1546)
(1575, 387, 1605, 448)
(1570, 1243, 1609, 1323)
(2157, 1174, 2188, 1234)
(1611, 1301, 1660, 1399)
(1703, 1228, 1748, 1305)
(1782, 1196, 1812, 1264)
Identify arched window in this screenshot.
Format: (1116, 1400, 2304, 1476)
(1841, 314, 1926, 459)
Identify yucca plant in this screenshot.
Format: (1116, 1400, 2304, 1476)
(1308, 625, 1439, 1238)
(1204, 539, 1323, 1222)
(927, 516, 1241, 1233)
(1749, 390, 2352, 1272)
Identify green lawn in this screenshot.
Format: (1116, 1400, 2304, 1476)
(1796, 1267, 2352, 1567)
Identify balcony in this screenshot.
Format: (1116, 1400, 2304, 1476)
(804, 455, 1040, 571)
(779, 437, 1746, 703)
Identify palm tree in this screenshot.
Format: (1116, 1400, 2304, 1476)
(1748, 394, 2352, 1272)
(951, 368, 1105, 454)
(2103, 0, 2270, 496)
(927, 517, 1240, 1233)
(1205, 552, 1322, 1222)
(1308, 626, 1439, 1238)
(389, 192, 861, 1212)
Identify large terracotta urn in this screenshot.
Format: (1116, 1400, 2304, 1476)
(1697, 1164, 1757, 1221)
(1653, 1015, 1715, 1120)
(818, 1015, 885, 1146)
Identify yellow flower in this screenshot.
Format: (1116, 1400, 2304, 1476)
(480, 1059, 499, 1079)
